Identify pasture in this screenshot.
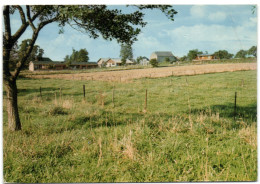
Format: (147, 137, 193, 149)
(3, 66, 257, 182)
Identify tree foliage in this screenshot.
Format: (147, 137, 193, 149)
(164, 57, 170, 62)
(235, 50, 247, 58)
(3, 5, 177, 131)
(8, 39, 44, 70)
(64, 48, 89, 63)
(187, 49, 203, 61)
(120, 44, 133, 65)
(248, 46, 257, 57)
(150, 59, 158, 67)
(213, 50, 233, 59)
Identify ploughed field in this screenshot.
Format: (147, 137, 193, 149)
(3, 66, 257, 182)
(26, 63, 256, 82)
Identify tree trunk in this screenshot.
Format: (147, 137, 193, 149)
(4, 79, 21, 131)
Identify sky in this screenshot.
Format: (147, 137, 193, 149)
(7, 4, 258, 61)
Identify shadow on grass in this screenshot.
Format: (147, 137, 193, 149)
(69, 111, 146, 130)
(191, 102, 257, 123)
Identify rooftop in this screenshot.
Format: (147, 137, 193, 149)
(152, 51, 174, 57)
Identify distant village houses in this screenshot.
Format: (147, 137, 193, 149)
(29, 58, 98, 71)
(139, 57, 150, 66)
(97, 58, 134, 67)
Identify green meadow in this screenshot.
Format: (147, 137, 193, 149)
(3, 70, 257, 182)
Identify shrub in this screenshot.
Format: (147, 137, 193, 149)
(150, 59, 158, 67)
(48, 106, 68, 116)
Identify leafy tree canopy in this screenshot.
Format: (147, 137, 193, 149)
(235, 50, 247, 58)
(187, 49, 203, 61)
(120, 43, 133, 65)
(213, 50, 233, 59)
(248, 46, 257, 57)
(64, 48, 89, 63)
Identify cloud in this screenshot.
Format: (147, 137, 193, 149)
(134, 33, 171, 58)
(165, 23, 257, 56)
(190, 5, 207, 18)
(208, 12, 227, 22)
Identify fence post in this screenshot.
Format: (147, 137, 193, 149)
(59, 87, 62, 101)
(234, 92, 237, 120)
(144, 89, 148, 111)
(40, 87, 42, 98)
(83, 85, 85, 99)
(112, 85, 115, 107)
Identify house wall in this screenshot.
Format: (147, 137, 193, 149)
(150, 53, 158, 61)
(106, 59, 117, 67)
(29, 62, 35, 71)
(150, 53, 174, 62)
(97, 60, 104, 68)
(196, 55, 215, 60)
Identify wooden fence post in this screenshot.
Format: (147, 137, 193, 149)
(144, 89, 147, 111)
(234, 92, 237, 120)
(83, 85, 85, 99)
(40, 87, 42, 98)
(112, 85, 115, 107)
(59, 87, 62, 101)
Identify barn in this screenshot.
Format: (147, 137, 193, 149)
(105, 58, 134, 67)
(97, 58, 110, 68)
(69, 62, 98, 69)
(150, 51, 176, 62)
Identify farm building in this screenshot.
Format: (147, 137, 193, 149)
(194, 54, 216, 61)
(100, 58, 134, 67)
(150, 51, 176, 62)
(69, 62, 98, 70)
(97, 58, 110, 68)
(139, 57, 150, 66)
(29, 61, 98, 71)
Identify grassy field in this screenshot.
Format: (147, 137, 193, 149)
(3, 69, 257, 182)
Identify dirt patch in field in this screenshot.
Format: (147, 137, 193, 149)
(26, 63, 257, 82)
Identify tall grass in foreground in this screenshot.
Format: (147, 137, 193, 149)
(3, 70, 257, 182)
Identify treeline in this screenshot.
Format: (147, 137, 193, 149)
(179, 46, 257, 61)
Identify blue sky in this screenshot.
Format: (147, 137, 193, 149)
(9, 5, 257, 61)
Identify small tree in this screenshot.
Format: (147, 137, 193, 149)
(235, 50, 247, 58)
(165, 57, 170, 63)
(248, 46, 257, 57)
(187, 49, 203, 61)
(65, 48, 89, 63)
(120, 43, 133, 65)
(179, 55, 187, 61)
(150, 59, 158, 67)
